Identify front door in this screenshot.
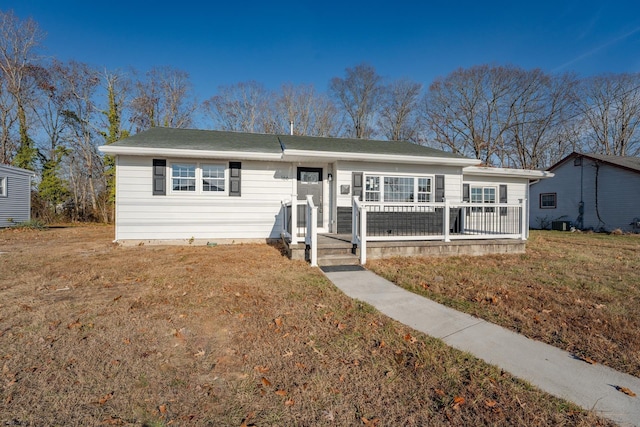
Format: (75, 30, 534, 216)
(297, 167, 323, 227)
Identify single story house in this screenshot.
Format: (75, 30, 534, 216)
(99, 127, 552, 262)
(0, 164, 35, 228)
(530, 152, 640, 232)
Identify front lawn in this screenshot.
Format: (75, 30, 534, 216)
(0, 226, 613, 426)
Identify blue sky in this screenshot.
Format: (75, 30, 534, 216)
(3, 0, 640, 100)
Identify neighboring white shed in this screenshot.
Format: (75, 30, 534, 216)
(0, 164, 35, 228)
(530, 152, 640, 232)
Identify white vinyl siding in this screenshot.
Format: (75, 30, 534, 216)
(114, 157, 294, 240)
(337, 161, 462, 208)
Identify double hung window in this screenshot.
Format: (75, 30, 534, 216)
(171, 163, 226, 194)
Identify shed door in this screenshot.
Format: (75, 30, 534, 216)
(297, 167, 323, 227)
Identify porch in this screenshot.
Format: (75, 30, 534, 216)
(281, 196, 528, 266)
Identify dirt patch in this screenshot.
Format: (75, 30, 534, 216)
(0, 225, 613, 426)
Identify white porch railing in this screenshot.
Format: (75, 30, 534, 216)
(281, 196, 318, 267)
(351, 197, 527, 265)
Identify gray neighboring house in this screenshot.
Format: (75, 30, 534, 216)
(0, 164, 35, 228)
(529, 152, 640, 232)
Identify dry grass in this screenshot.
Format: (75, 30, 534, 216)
(369, 230, 640, 378)
(0, 225, 613, 426)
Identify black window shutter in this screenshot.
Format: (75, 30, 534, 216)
(229, 162, 241, 197)
(462, 183, 470, 202)
(435, 175, 445, 202)
(352, 172, 363, 200)
(499, 184, 508, 216)
(152, 159, 166, 196)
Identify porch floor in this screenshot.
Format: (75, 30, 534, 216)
(285, 233, 527, 266)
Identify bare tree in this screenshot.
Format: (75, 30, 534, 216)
(130, 66, 197, 132)
(425, 65, 514, 164)
(504, 70, 579, 169)
(578, 73, 640, 156)
(0, 78, 17, 164)
(378, 78, 422, 141)
(202, 81, 273, 133)
(275, 83, 342, 136)
(55, 61, 109, 221)
(0, 10, 45, 169)
(329, 63, 382, 139)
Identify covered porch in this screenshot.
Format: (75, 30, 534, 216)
(281, 196, 528, 266)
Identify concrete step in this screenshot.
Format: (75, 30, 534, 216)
(318, 253, 361, 267)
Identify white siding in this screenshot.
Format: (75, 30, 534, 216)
(463, 176, 529, 203)
(0, 165, 32, 228)
(115, 156, 294, 241)
(530, 158, 640, 231)
(334, 161, 465, 207)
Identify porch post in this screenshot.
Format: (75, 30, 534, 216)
(290, 194, 298, 244)
(360, 206, 367, 265)
(443, 199, 451, 242)
(309, 200, 318, 267)
(520, 198, 527, 241)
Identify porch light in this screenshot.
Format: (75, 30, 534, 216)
(328, 173, 333, 181)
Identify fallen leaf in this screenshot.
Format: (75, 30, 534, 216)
(616, 386, 636, 397)
(362, 417, 380, 425)
(452, 396, 465, 410)
(434, 388, 445, 396)
(67, 319, 82, 329)
(485, 400, 497, 408)
(122, 338, 130, 345)
(159, 404, 167, 414)
(261, 377, 272, 387)
(254, 365, 269, 373)
(101, 417, 124, 425)
(284, 399, 295, 406)
(282, 350, 293, 357)
(193, 349, 205, 357)
(274, 317, 283, 327)
(577, 355, 597, 365)
(274, 390, 287, 396)
(97, 391, 114, 405)
(336, 322, 346, 330)
(240, 411, 255, 427)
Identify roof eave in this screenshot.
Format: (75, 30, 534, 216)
(282, 149, 481, 166)
(463, 166, 555, 179)
(98, 145, 283, 161)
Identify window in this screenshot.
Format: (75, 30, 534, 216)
(417, 177, 432, 202)
(471, 186, 496, 212)
(540, 193, 557, 209)
(365, 176, 380, 202)
(202, 164, 225, 192)
(0, 177, 5, 197)
(364, 175, 433, 203)
(171, 164, 196, 192)
(384, 177, 414, 202)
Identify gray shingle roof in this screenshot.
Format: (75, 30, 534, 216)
(550, 152, 640, 174)
(109, 127, 466, 159)
(110, 127, 283, 153)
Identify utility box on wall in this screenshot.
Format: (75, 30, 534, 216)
(551, 221, 572, 231)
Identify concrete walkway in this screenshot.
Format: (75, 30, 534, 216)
(322, 267, 640, 427)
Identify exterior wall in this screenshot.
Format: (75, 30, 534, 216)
(334, 161, 465, 207)
(462, 176, 529, 203)
(115, 156, 295, 241)
(0, 165, 32, 228)
(530, 158, 640, 231)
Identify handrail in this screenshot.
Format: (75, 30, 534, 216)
(305, 195, 318, 267)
